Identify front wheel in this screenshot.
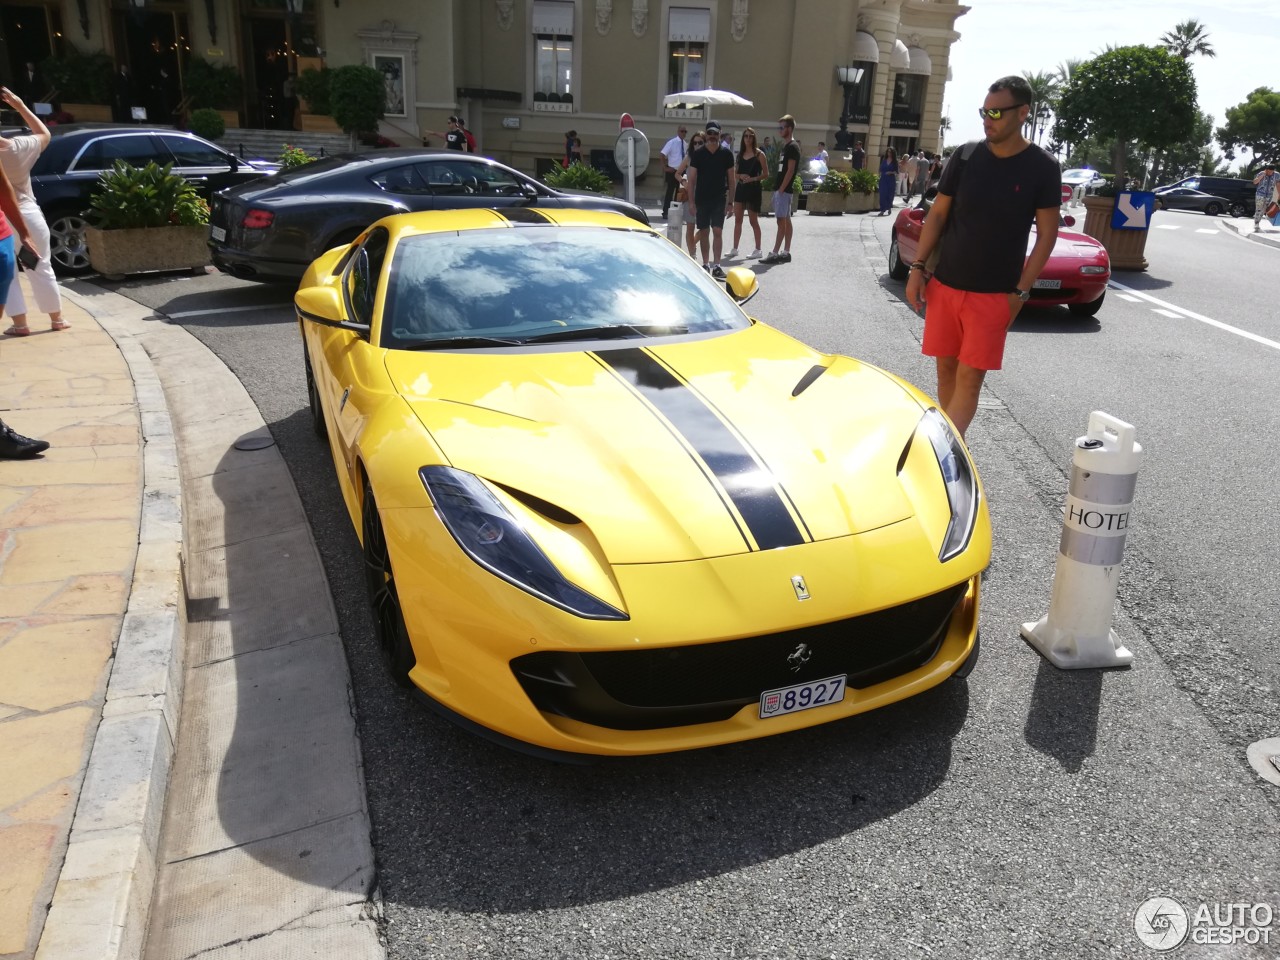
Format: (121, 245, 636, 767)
(888, 232, 910, 281)
(1204, 202, 1223, 216)
(1229, 202, 1248, 218)
(1068, 291, 1105, 318)
(303, 346, 327, 439)
(362, 485, 417, 687)
(47, 210, 93, 276)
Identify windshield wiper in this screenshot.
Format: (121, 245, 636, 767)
(519, 323, 689, 344)
(397, 335, 524, 350)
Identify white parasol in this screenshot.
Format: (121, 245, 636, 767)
(662, 88, 754, 109)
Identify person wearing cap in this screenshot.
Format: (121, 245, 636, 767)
(1252, 162, 1279, 231)
(686, 120, 737, 279)
(423, 116, 468, 151)
(660, 125, 688, 219)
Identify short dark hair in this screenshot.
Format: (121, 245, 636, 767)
(989, 75, 1033, 105)
(778, 114, 795, 131)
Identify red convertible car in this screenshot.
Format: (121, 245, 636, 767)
(888, 199, 1110, 318)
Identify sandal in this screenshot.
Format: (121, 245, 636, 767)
(51, 320, 70, 331)
(4, 324, 31, 337)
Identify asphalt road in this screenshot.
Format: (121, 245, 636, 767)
(98, 205, 1280, 959)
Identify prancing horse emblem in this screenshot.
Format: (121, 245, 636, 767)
(787, 643, 813, 672)
(791, 575, 810, 600)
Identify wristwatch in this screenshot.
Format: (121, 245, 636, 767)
(1013, 288, 1030, 302)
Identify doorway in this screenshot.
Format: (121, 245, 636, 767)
(109, 7, 188, 125)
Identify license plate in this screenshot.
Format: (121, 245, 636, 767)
(1033, 278, 1061, 289)
(210, 225, 227, 242)
(759, 674, 846, 719)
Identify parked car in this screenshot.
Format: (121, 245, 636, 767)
(1153, 185, 1236, 216)
(797, 157, 827, 209)
(296, 207, 990, 757)
(888, 194, 1110, 317)
(1154, 176, 1254, 217)
(29, 123, 277, 275)
(1061, 168, 1106, 190)
(209, 149, 651, 282)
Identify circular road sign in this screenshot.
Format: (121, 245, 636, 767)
(1061, 183, 1074, 204)
(614, 128, 650, 176)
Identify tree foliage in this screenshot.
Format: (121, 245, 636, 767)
(1053, 45, 1197, 186)
(1215, 87, 1280, 169)
(1160, 19, 1216, 59)
(329, 65, 385, 137)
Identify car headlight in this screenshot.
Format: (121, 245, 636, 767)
(919, 409, 979, 562)
(420, 466, 627, 621)
(1079, 265, 1109, 274)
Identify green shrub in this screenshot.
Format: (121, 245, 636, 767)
(41, 46, 113, 104)
(847, 167, 879, 195)
(543, 161, 613, 193)
(295, 67, 331, 115)
(329, 64, 385, 135)
(816, 170, 852, 195)
(188, 108, 225, 142)
(89, 161, 209, 229)
(279, 144, 318, 168)
(183, 59, 243, 109)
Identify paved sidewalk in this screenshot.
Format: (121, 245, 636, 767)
(1221, 215, 1280, 248)
(1, 274, 382, 960)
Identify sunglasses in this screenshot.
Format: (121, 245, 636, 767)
(979, 103, 1026, 120)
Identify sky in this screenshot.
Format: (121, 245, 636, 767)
(943, 0, 1280, 155)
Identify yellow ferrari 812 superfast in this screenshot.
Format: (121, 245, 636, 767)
(295, 208, 991, 758)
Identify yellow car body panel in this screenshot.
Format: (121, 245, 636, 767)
(297, 208, 992, 756)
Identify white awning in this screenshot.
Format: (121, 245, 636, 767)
(670, 7, 711, 42)
(906, 46, 933, 76)
(851, 30, 879, 64)
(890, 39, 910, 71)
(532, 0, 574, 36)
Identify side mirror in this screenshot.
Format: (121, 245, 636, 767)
(295, 285, 370, 335)
(724, 266, 759, 304)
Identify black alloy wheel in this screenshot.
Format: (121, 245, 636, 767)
(46, 209, 93, 275)
(303, 347, 327, 439)
(1204, 201, 1223, 216)
(1229, 202, 1248, 218)
(887, 232, 910, 281)
(362, 485, 417, 687)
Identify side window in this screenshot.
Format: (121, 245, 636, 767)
(416, 160, 523, 197)
(73, 135, 169, 171)
(416, 161, 469, 196)
(160, 135, 233, 168)
(1182, 179, 1200, 190)
(344, 228, 391, 326)
(370, 165, 431, 195)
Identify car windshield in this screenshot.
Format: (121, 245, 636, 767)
(380, 226, 749, 347)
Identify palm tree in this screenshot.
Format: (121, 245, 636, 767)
(1161, 19, 1216, 59)
(1022, 71, 1059, 145)
(1053, 60, 1082, 158)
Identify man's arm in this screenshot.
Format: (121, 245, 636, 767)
(726, 156, 737, 199)
(1, 88, 51, 148)
(780, 152, 797, 193)
(904, 193, 953, 312)
(687, 163, 698, 210)
(1017, 206, 1060, 293)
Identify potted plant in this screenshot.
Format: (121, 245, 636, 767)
(844, 167, 879, 213)
(296, 67, 340, 133)
(329, 64, 386, 149)
(85, 161, 211, 276)
(188, 107, 226, 142)
(543, 161, 614, 194)
(41, 47, 113, 121)
(807, 169, 850, 215)
(183, 58, 243, 128)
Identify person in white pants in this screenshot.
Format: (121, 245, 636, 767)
(0, 87, 65, 336)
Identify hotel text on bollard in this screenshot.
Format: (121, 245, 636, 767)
(1021, 412, 1141, 669)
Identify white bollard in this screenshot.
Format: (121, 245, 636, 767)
(1021, 411, 1141, 669)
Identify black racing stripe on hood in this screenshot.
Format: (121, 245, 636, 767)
(494, 207, 554, 225)
(597, 347, 807, 551)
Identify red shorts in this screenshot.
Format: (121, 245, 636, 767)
(921, 278, 1015, 371)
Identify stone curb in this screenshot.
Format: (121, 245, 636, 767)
(1220, 217, 1280, 249)
(33, 286, 185, 960)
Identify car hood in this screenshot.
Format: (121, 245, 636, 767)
(385, 323, 932, 563)
(1028, 228, 1106, 258)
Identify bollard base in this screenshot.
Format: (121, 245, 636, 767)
(1020, 616, 1133, 670)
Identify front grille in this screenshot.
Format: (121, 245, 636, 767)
(512, 583, 966, 730)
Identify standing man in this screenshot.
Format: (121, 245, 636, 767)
(913, 150, 931, 197)
(686, 121, 736, 278)
(761, 114, 800, 264)
(851, 141, 866, 170)
(904, 76, 1060, 439)
(423, 116, 468, 150)
(660, 125, 687, 219)
(1251, 162, 1278, 232)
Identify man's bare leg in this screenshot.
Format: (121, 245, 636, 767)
(935, 356, 985, 438)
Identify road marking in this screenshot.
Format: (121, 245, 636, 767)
(1154, 224, 1181, 230)
(1152, 309, 1182, 318)
(1116, 294, 1143, 302)
(1109, 279, 1280, 353)
(1195, 228, 1220, 234)
(160, 303, 293, 319)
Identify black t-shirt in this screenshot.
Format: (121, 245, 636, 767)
(445, 129, 466, 151)
(689, 145, 736, 203)
(935, 141, 1061, 293)
(777, 140, 802, 193)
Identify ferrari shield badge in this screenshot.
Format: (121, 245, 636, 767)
(791, 575, 810, 600)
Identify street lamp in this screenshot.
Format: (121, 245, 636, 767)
(834, 64, 865, 151)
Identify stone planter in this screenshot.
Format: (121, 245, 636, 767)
(761, 190, 799, 217)
(1081, 195, 1150, 271)
(63, 102, 112, 123)
(805, 191, 845, 215)
(844, 192, 877, 214)
(86, 225, 210, 277)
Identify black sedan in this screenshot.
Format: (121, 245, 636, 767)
(1152, 186, 1236, 216)
(208, 149, 651, 282)
(30, 123, 277, 275)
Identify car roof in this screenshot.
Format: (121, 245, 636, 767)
(49, 123, 180, 138)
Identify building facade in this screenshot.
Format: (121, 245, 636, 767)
(1, 0, 968, 172)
